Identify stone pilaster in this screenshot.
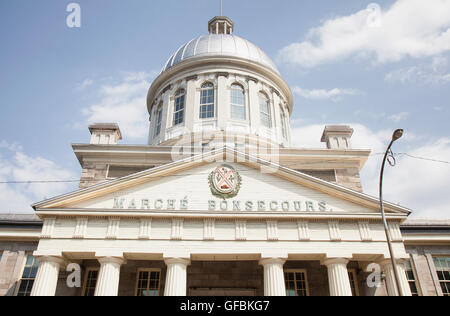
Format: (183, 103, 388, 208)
(259, 258, 286, 296)
(164, 258, 190, 296)
(323, 258, 352, 296)
(30, 256, 65, 296)
(94, 257, 125, 296)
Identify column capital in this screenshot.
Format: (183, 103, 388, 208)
(97, 256, 126, 266)
(164, 258, 191, 266)
(259, 258, 286, 266)
(34, 255, 66, 266)
(378, 258, 407, 268)
(322, 258, 350, 267)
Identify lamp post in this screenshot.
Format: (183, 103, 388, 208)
(379, 129, 404, 296)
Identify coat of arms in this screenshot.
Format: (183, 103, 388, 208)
(208, 164, 242, 199)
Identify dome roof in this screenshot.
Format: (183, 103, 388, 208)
(161, 34, 279, 74)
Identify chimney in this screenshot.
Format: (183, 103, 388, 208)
(321, 125, 354, 150)
(88, 123, 122, 145)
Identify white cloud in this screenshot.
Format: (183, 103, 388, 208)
(77, 79, 93, 90)
(0, 140, 23, 152)
(277, 0, 450, 68)
(290, 123, 450, 219)
(293, 87, 360, 100)
(387, 112, 409, 123)
(80, 71, 157, 141)
(0, 142, 78, 213)
(385, 57, 450, 85)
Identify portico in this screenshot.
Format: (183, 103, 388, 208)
(29, 147, 413, 296)
(29, 251, 412, 296)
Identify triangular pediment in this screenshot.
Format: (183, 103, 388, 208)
(33, 147, 410, 216)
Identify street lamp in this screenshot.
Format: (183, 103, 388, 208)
(379, 129, 404, 296)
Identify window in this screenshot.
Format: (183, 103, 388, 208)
(200, 83, 215, 119)
(433, 257, 450, 296)
(285, 270, 309, 296)
(136, 269, 161, 296)
(173, 89, 185, 126)
(259, 92, 272, 128)
(155, 105, 163, 136)
(348, 269, 360, 296)
(404, 260, 420, 296)
(280, 106, 288, 139)
(230, 84, 246, 120)
(82, 268, 99, 296)
(16, 255, 39, 296)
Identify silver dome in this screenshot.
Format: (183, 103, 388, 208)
(162, 34, 279, 74)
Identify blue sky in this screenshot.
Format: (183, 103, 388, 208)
(0, 0, 449, 218)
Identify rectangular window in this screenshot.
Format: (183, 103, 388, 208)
(284, 270, 309, 296)
(173, 91, 185, 126)
(155, 108, 163, 136)
(404, 260, 420, 296)
(82, 268, 99, 296)
(280, 110, 287, 139)
(136, 269, 161, 296)
(16, 255, 39, 296)
(260, 101, 272, 128)
(348, 269, 360, 296)
(200, 85, 215, 119)
(433, 257, 450, 296)
(230, 85, 246, 120)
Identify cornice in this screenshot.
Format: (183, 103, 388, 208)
(72, 143, 371, 170)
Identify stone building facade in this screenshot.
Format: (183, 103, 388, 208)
(0, 16, 449, 297)
(1, 215, 449, 296)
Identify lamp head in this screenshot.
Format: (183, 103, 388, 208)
(392, 129, 404, 142)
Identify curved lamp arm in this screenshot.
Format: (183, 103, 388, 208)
(379, 129, 404, 296)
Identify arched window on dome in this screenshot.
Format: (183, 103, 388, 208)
(259, 92, 272, 128)
(200, 83, 215, 119)
(230, 84, 246, 120)
(155, 103, 163, 137)
(280, 105, 288, 139)
(173, 89, 185, 126)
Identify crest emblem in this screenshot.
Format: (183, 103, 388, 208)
(208, 164, 242, 199)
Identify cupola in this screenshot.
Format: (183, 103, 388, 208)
(208, 16, 234, 34)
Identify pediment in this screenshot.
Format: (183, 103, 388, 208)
(33, 148, 410, 217)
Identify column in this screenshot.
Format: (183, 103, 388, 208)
(94, 257, 125, 296)
(323, 258, 352, 296)
(30, 256, 65, 296)
(164, 258, 190, 296)
(259, 258, 286, 296)
(380, 259, 412, 296)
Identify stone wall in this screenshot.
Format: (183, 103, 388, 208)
(0, 242, 38, 296)
(187, 261, 264, 296)
(405, 245, 450, 296)
(335, 168, 363, 192)
(79, 163, 109, 189)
